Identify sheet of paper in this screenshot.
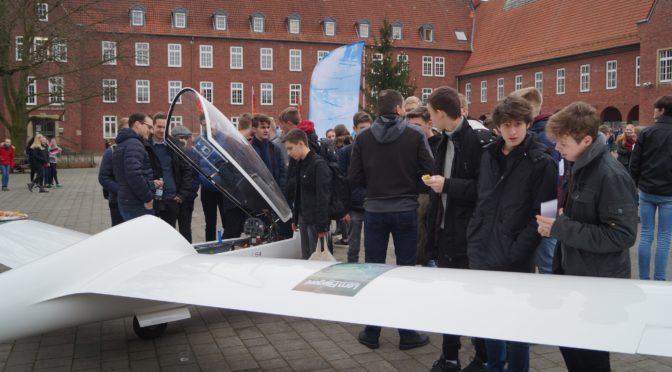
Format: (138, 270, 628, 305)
(541, 199, 558, 218)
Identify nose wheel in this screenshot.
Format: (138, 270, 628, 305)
(132, 316, 167, 340)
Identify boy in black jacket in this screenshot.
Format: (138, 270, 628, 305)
(283, 129, 331, 259)
(537, 102, 637, 372)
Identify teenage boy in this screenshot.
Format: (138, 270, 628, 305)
(537, 102, 637, 372)
(423, 87, 488, 372)
(251, 113, 287, 190)
(467, 96, 557, 372)
(282, 129, 331, 259)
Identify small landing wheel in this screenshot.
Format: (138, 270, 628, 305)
(133, 316, 167, 340)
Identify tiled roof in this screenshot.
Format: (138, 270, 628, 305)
(80, 0, 473, 51)
(460, 0, 655, 76)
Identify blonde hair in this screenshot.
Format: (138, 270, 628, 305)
(616, 123, 636, 146)
(30, 135, 44, 149)
(510, 87, 542, 112)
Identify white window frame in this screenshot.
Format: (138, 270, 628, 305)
(606, 60, 617, 90)
(214, 14, 227, 31)
(421, 88, 432, 104)
(480, 80, 487, 103)
(173, 11, 186, 28)
(48, 77, 64, 106)
(168, 81, 182, 104)
(103, 116, 118, 139)
(397, 54, 409, 73)
(168, 44, 182, 68)
(635, 56, 640, 87)
(200, 81, 213, 102)
(131, 9, 144, 26)
(465, 83, 471, 104)
(435, 57, 445, 77)
(392, 25, 402, 40)
(289, 49, 302, 72)
(317, 50, 329, 63)
(230, 46, 243, 69)
(230, 82, 244, 105)
(515, 75, 523, 90)
(26, 76, 36, 106)
(556, 68, 566, 95)
(260, 83, 273, 105)
(289, 18, 300, 34)
(200, 45, 213, 69)
(16, 36, 24, 61)
(422, 56, 433, 76)
(135, 42, 149, 66)
(497, 78, 504, 101)
(423, 28, 434, 42)
(37, 3, 48, 21)
(660, 49, 672, 83)
(580, 64, 590, 92)
(359, 23, 370, 38)
(52, 40, 67, 62)
(289, 84, 301, 106)
(32, 37, 48, 61)
(535, 72, 543, 93)
(136, 80, 150, 103)
(102, 41, 117, 65)
(102, 79, 117, 103)
(252, 17, 264, 32)
(169, 116, 183, 130)
(260, 48, 273, 71)
(324, 21, 335, 36)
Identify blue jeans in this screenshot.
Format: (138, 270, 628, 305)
(0, 164, 9, 187)
(119, 203, 155, 222)
(638, 191, 672, 281)
(485, 339, 529, 372)
(535, 238, 557, 274)
(363, 209, 418, 339)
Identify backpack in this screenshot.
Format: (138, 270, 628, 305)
(322, 157, 351, 220)
(102, 144, 116, 200)
(317, 139, 338, 164)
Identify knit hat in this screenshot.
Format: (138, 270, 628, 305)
(171, 125, 192, 137)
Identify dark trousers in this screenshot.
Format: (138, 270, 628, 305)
(560, 347, 610, 372)
(363, 209, 418, 340)
(222, 207, 246, 239)
(178, 200, 195, 243)
(157, 198, 180, 228)
(109, 201, 123, 227)
(47, 163, 58, 185)
(30, 167, 45, 187)
(201, 188, 225, 241)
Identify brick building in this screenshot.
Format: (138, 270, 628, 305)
(2, 0, 672, 153)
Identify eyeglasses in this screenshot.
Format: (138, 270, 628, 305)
(142, 122, 154, 129)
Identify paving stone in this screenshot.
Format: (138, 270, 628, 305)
(241, 337, 269, 348)
(72, 357, 101, 370)
(129, 358, 160, 372)
(286, 356, 332, 371)
(257, 358, 289, 370)
(248, 344, 281, 361)
(388, 357, 426, 371)
(224, 354, 259, 371)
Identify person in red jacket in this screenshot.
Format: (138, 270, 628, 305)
(0, 139, 15, 191)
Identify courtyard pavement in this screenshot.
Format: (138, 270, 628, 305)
(0, 167, 671, 372)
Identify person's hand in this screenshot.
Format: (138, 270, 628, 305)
(153, 179, 164, 189)
(175, 195, 183, 204)
(423, 175, 445, 193)
(342, 214, 351, 224)
(536, 210, 562, 237)
(292, 223, 298, 231)
(144, 200, 154, 210)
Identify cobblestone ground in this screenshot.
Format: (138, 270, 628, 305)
(0, 167, 671, 372)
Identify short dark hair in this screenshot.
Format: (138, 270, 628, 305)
(129, 112, 148, 128)
(377, 89, 403, 116)
(153, 112, 167, 122)
(546, 101, 600, 143)
(282, 128, 308, 145)
(279, 107, 301, 125)
(252, 113, 272, 128)
(427, 87, 462, 120)
(406, 106, 430, 122)
(238, 113, 253, 130)
(492, 96, 533, 127)
(353, 111, 372, 127)
(654, 96, 672, 117)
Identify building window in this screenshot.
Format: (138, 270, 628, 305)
(317, 50, 329, 63)
(168, 44, 181, 67)
(52, 40, 67, 62)
(135, 42, 149, 66)
(288, 15, 301, 34)
(251, 12, 265, 32)
(230, 117, 239, 128)
(421, 88, 432, 104)
(15, 36, 23, 61)
(102, 41, 117, 65)
(435, 57, 445, 77)
(48, 77, 64, 105)
(172, 8, 187, 28)
(289, 49, 302, 72)
(102, 79, 117, 103)
(397, 54, 409, 72)
(103, 116, 118, 139)
(169, 116, 183, 130)
(231, 82, 243, 105)
(606, 60, 617, 89)
(515, 75, 523, 90)
(497, 78, 504, 101)
(371, 53, 382, 73)
(323, 17, 336, 36)
(556, 68, 565, 95)
(391, 22, 403, 40)
(36, 3, 48, 21)
(230, 46, 243, 69)
(289, 84, 302, 106)
(261, 83, 273, 105)
(421, 24, 434, 42)
(635, 56, 640, 86)
(535, 72, 543, 93)
(169, 81, 182, 104)
(580, 64, 590, 92)
(455, 31, 467, 41)
(32, 37, 48, 61)
(136, 80, 150, 103)
(200, 45, 213, 68)
(130, 7, 144, 26)
(200, 81, 213, 102)
(659, 49, 672, 83)
(465, 83, 471, 104)
(422, 56, 433, 76)
(213, 10, 227, 31)
(357, 20, 370, 38)
(480, 80, 487, 103)
(260, 48, 273, 71)
(26, 76, 36, 106)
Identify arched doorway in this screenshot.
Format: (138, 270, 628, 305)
(627, 105, 639, 124)
(601, 106, 622, 128)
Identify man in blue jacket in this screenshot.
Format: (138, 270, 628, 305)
(112, 113, 162, 221)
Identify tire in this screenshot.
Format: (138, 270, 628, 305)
(132, 316, 167, 340)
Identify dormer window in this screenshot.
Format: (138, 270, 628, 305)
(129, 5, 145, 27)
(287, 14, 301, 34)
(213, 10, 228, 31)
(322, 17, 336, 36)
(391, 21, 403, 40)
(420, 24, 434, 42)
(251, 12, 265, 33)
(36, 3, 48, 21)
(172, 8, 187, 29)
(357, 19, 370, 38)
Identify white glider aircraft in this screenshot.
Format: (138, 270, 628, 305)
(0, 89, 671, 358)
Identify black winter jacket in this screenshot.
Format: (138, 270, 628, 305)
(151, 137, 194, 201)
(551, 140, 637, 278)
(293, 150, 332, 232)
(467, 133, 558, 273)
(28, 146, 49, 169)
(425, 120, 484, 263)
(112, 128, 154, 205)
(630, 115, 672, 196)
